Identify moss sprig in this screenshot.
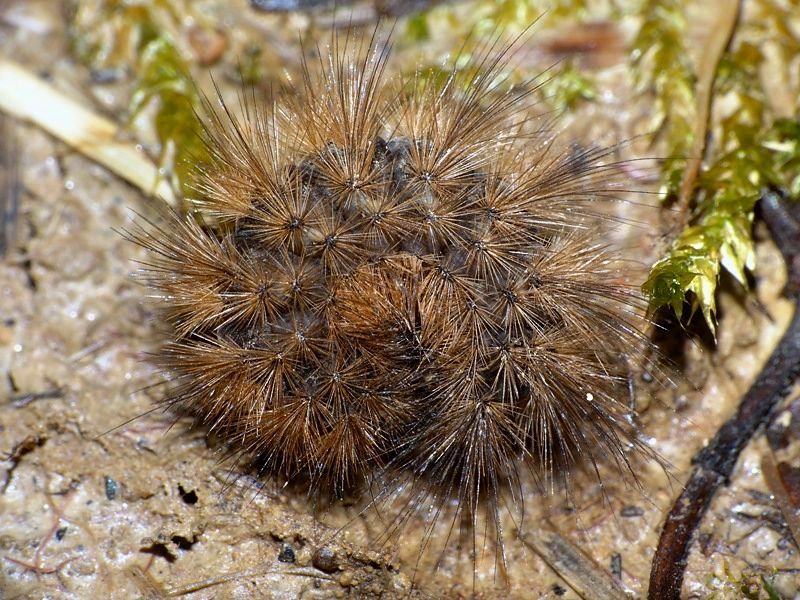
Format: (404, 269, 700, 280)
(400, 0, 602, 114)
(69, 0, 207, 201)
(631, 0, 695, 198)
(639, 0, 800, 333)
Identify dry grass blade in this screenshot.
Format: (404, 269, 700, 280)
(0, 58, 175, 206)
(520, 525, 631, 599)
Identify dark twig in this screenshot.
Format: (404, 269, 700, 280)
(0, 112, 20, 258)
(9, 388, 64, 408)
(648, 189, 800, 599)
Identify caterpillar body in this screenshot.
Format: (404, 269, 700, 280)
(131, 28, 662, 583)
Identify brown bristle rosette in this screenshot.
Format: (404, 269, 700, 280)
(132, 30, 661, 564)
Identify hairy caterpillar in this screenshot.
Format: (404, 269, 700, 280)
(130, 25, 665, 589)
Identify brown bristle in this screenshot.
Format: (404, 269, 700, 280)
(130, 27, 664, 576)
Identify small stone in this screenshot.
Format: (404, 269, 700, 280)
(620, 504, 644, 518)
(188, 27, 227, 66)
(312, 546, 338, 573)
(278, 543, 295, 563)
(104, 476, 118, 500)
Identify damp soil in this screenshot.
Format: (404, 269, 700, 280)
(0, 1, 798, 598)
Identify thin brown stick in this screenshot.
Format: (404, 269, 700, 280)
(648, 189, 800, 599)
(762, 451, 800, 548)
(520, 524, 630, 600)
(671, 0, 740, 231)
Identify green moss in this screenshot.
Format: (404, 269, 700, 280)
(631, 0, 695, 198)
(638, 0, 800, 333)
(401, 0, 598, 112)
(706, 561, 782, 600)
(540, 62, 596, 110)
(69, 0, 206, 202)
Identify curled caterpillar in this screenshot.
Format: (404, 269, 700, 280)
(131, 27, 663, 577)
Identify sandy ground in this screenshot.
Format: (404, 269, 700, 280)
(1, 1, 798, 598)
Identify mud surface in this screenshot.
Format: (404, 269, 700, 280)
(1, 1, 798, 598)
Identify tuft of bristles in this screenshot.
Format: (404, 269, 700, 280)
(131, 29, 662, 572)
